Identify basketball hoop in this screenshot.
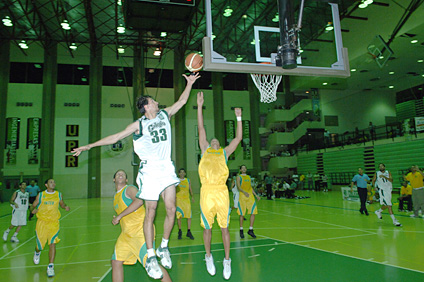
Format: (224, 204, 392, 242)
(250, 73, 282, 103)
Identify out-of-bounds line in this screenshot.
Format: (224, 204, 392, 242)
(98, 267, 112, 282)
(0, 258, 111, 270)
(259, 208, 377, 235)
(0, 206, 81, 260)
(259, 233, 424, 274)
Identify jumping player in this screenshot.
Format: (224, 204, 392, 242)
(31, 179, 70, 277)
(176, 168, 194, 240)
(3, 181, 29, 243)
(237, 165, 260, 239)
(72, 73, 200, 278)
(372, 163, 402, 227)
(197, 91, 242, 280)
(110, 170, 171, 282)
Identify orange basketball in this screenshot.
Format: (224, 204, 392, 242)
(185, 53, 203, 72)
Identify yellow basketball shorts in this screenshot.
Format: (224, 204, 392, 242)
(35, 219, 60, 250)
(112, 232, 151, 267)
(237, 193, 258, 216)
(200, 185, 231, 229)
(176, 197, 192, 219)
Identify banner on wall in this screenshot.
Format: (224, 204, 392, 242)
(5, 117, 20, 165)
(242, 120, 251, 160)
(415, 117, 424, 132)
(27, 118, 41, 164)
(224, 120, 235, 160)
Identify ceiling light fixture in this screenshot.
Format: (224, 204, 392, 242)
(223, 6, 233, 17)
(389, 85, 394, 89)
(272, 14, 279, 22)
(325, 22, 333, 31)
(2, 16, 13, 27)
(351, 68, 356, 72)
(322, 82, 328, 85)
(418, 59, 424, 63)
(153, 48, 161, 56)
(61, 20, 71, 30)
(69, 42, 77, 50)
(117, 25, 125, 34)
(18, 40, 28, 49)
(117, 0, 122, 6)
(242, 14, 248, 19)
(411, 39, 418, 44)
(161, 32, 167, 37)
(117, 46, 125, 54)
(389, 71, 395, 75)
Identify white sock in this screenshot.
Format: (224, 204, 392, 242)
(4, 229, 10, 233)
(378, 209, 383, 212)
(13, 232, 18, 237)
(35, 251, 41, 255)
(390, 214, 396, 221)
(240, 227, 243, 231)
(249, 226, 253, 230)
(147, 248, 155, 258)
(160, 238, 169, 249)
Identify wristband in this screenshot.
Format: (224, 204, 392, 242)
(237, 116, 242, 121)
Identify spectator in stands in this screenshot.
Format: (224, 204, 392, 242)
(264, 174, 273, 200)
(314, 173, 321, 191)
(298, 174, 305, 190)
(404, 165, 424, 218)
(307, 172, 313, 191)
(292, 172, 299, 188)
(398, 181, 412, 212)
(321, 174, 329, 192)
(351, 168, 371, 216)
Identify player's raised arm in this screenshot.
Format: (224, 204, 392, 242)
(165, 73, 201, 118)
(197, 91, 209, 154)
(372, 173, 377, 186)
(71, 121, 139, 156)
(30, 193, 40, 214)
(224, 108, 243, 157)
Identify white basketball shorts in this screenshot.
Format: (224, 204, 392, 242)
(11, 209, 27, 226)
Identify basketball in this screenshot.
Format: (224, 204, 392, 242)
(185, 53, 203, 72)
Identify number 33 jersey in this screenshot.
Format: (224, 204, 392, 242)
(133, 110, 172, 162)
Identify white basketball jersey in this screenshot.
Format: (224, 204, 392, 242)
(376, 170, 392, 190)
(13, 190, 29, 211)
(133, 110, 172, 161)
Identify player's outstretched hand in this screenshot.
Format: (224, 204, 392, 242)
(71, 145, 91, 157)
(234, 108, 242, 117)
(197, 91, 204, 106)
(65, 206, 70, 212)
(112, 215, 121, 225)
(14, 203, 19, 209)
(183, 72, 200, 84)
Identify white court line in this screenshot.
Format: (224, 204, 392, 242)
(248, 254, 260, 258)
(97, 267, 112, 282)
(259, 234, 424, 274)
(259, 208, 377, 235)
(0, 206, 81, 261)
(0, 258, 110, 270)
(180, 262, 196, 264)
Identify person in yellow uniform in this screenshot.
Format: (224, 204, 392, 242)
(398, 181, 413, 212)
(237, 165, 261, 239)
(197, 91, 242, 280)
(111, 170, 171, 282)
(176, 168, 195, 240)
(30, 178, 70, 278)
(404, 165, 424, 218)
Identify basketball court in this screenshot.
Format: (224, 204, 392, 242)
(1, 191, 424, 281)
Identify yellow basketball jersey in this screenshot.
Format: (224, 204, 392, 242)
(36, 191, 61, 221)
(114, 185, 145, 236)
(199, 147, 229, 186)
(239, 175, 253, 194)
(177, 178, 190, 199)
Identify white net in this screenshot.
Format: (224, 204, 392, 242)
(250, 73, 282, 103)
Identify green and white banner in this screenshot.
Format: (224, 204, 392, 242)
(5, 117, 20, 165)
(27, 118, 41, 164)
(224, 120, 235, 160)
(242, 120, 251, 160)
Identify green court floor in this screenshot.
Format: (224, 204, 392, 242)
(1, 190, 424, 281)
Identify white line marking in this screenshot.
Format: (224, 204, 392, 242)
(248, 254, 260, 258)
(98, 267, 112, 282)
(180, 262, 196, 264)
(382, 261, 389, 264)
(368, 258, 374, 261)
(0, 259, 110, 270)
(268, 248, 275, 252)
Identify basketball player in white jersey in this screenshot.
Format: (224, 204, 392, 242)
(72, 73, 200, 279)
(231, 175, 239, 210)
(372, 163, 402, 227)
(3, 181, 29, 243)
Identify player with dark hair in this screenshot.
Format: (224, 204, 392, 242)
(197, 91, 242, 280)
(372, 163, 402, 227)
(31, 179, 70, 277)
(175, 168, 194, 240)
(111, 170, 171, 282)
(72, 73, 200, 279)
(3, 181, 29, 243)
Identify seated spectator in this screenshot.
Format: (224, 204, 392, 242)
(399, 181, 413, 212)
